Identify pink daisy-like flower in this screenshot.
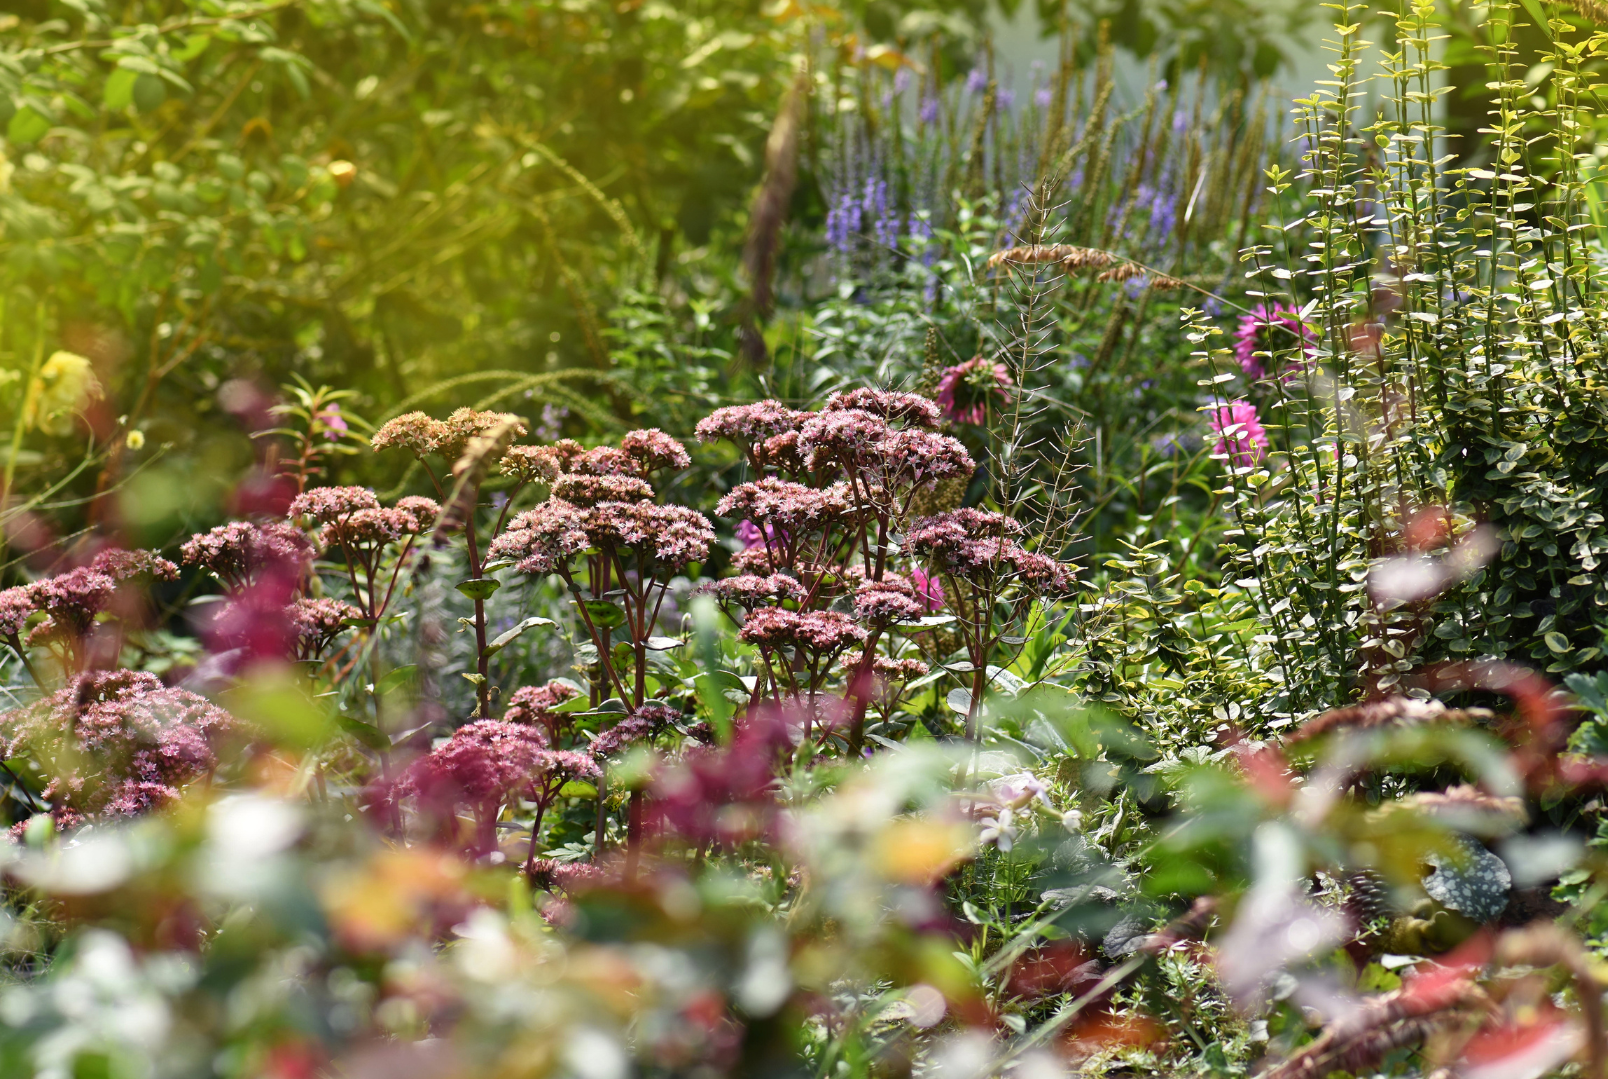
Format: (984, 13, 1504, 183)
(910, 567, 946, 612)
(1208, 400, 1270, 468)
(734, 520, 766, 550)
(1234, 304, 1318, 378)
(935, 357, 1013, 425)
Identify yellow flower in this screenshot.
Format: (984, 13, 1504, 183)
(24, 351, 104, 435)
(125, 429, 145, 451)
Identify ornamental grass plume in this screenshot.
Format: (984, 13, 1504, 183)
(935, 357, 1012, 425)
(1208, 400, 1269, 467)
(1, 669, 239, 827)
(1234, 303, 1318, 378)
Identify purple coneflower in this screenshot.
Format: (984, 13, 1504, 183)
(1234, 304, 1319, 378)
(935, 357, 1012, 426)
(1209, 400, 1270, 468)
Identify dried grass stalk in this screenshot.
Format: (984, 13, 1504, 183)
(1559, 0, 1608, 24)
(987, 244, 1118, 271)
(1096, 263, 1145, 283)
(435, 420, 520, 540)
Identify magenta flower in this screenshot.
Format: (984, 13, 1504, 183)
(935, 357, 1012, 425)
(734, 520, 765, 549)
(1234, 304, 1318, 378)
(910, 567, 946, 612)
(315, 403, 348, 435)
(1209, 400, 1270, 468)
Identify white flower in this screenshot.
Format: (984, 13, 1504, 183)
(1061, 809, 1083, 833)
(978, 806, 1018, 852)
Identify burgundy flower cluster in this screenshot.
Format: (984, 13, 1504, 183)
(398, 717, 599, 854)
(1, 669, 241, 828)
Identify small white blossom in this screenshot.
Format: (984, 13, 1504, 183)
(978, 806, 1018, 851)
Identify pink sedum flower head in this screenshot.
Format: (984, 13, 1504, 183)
(89, 547, 179, 583)
(289, 486, 382, 525)
(708, 573, 806, 611)
(694, 400, 804, 445)
(823, 389, 942, 429)
(1234, 304, 1319, 379)
(1209, 400, 1270, 468)
(288, 597, 361, 660)
(182, 521, 316, 590)
(620, 428, 692, 473)
(936, 357, 1013, 425)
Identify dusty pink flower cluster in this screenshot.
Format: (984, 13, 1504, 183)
(590, 701, 683, 759)
(89, 548, 180, 583)
(502, 679, 582, 747)
(706, 574, 807, 611)
(824, 388, 944, 428)
(853, 578, 928, 626)
(907, 509, 1073, 595)
(1, 669, 240, 825)
(398, 718, 599, 852)
(492, 478, 713, 577)
(500, 444, 563, 483)
(552, 473, 655, 507)
(739, 608, 867, 654)
(181, 521, 316, 589)
(288, 597, 361, 661)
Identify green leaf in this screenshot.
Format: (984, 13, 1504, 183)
(7, 106, 51, 145)
(644, 635, 682, 651)
(337, 713, 390, 751)
(373, 664, 417, 696)
(1565, 672, 1608, 718)
(103, 69, 139, 111)
(693, 670, 743, 739)
(481, 616, 555, 658)
(457, 578, 501, 601)
(582, 599, 626, 630)
(946, 688, 973, 715)
(1544, 631, 1571, 654)
(132, 73, 167, 113)
(175, 34, 212, 62)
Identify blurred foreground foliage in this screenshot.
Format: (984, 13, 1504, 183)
(2, 2, 1608, 1079)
